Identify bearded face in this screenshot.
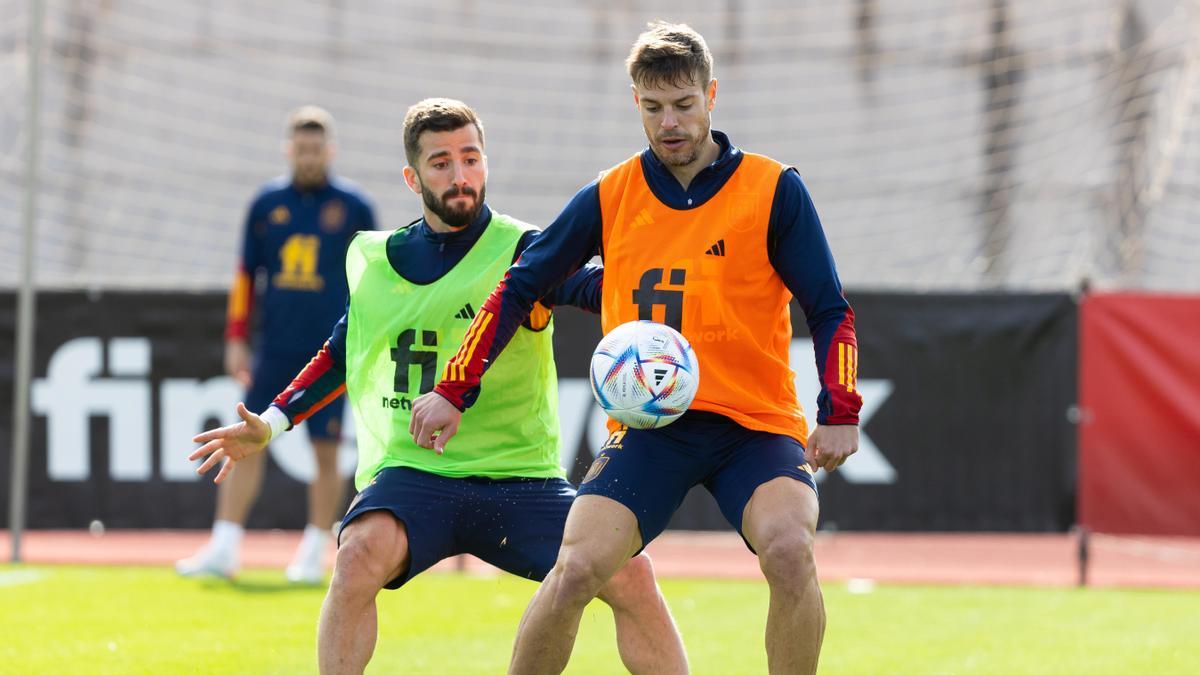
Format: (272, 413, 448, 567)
(406, 124, 488, 231)
(421, 181, 485, 229)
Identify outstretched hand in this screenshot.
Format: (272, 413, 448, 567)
(409, 392, 461, 455)
(189, 402, 271, 484)
(805, 424, 859, 473)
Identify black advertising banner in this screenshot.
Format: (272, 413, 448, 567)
(809, 293, 1078, 531)
(0, 291, 316, 529)
(0, 291, 1077, 531)
(551, 293, 1079, 532)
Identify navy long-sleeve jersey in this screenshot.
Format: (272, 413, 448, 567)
(226, 175, 377, 357)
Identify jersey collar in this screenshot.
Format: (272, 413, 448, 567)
(639, 130, 743, 210)
(417, 203, 493, 245)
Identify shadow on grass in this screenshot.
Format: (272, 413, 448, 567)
(197, 577, 329, 595)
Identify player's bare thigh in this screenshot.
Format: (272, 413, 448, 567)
(740, 476, 819, 554)
(335, 510, 411, 586)
(557, 495, 644, 575)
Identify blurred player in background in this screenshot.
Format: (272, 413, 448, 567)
(411, 22, 862, 674)
(187, 99, 686, 674)
(177, 106, 377, 583)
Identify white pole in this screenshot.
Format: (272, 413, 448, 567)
(9, 0, 45, 563)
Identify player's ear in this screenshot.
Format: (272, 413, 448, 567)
(402, 165, 422, 195)
(707, 79, 717, 110)
(631, 83, 640, 109)
(282, 138, 294, 160)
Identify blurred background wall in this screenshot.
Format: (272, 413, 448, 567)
(2, 0, 1198, 291)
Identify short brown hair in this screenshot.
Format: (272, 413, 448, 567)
(402, 98, 485, 166)
(286, 105, 335, 138)
(626, 21, 713, 90)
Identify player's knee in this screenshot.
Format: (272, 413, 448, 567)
(598, 553, 658, 608)
(553, 553, 612, 605)
(611, 553, 658, 595)
(331, 534, 395, 595)
(330, 540, 376, 590)
(758, 529, 817, 589)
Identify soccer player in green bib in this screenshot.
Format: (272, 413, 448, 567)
(188, 99, 687, 674)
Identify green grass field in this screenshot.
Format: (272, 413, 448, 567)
(1, 565, 1197, 673)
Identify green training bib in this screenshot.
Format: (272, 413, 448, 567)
(344, 213, 562, 489)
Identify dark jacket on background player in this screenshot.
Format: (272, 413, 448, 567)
(226, 175, 377, 358)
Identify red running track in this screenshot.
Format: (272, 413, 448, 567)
(2, 530, 1198, 588)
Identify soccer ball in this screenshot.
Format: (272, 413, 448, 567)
(589, 320, 699, 429)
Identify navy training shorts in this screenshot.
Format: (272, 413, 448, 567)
(577, 410, 817, 553)
(340, 466, 575, 589)
(246, 352, 344, 442)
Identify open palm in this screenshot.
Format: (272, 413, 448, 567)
(189, 402, 271, 484)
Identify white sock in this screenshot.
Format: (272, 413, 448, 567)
(294, 523, 331, 564)
(211, 520, 244, 555)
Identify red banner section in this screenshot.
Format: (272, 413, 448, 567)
(1079, 293, 1200, 535)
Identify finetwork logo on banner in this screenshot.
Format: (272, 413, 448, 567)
(31, 337, 357, 483)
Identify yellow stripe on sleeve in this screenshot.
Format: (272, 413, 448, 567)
(444, 311, 494, 383)
(838, 343, 845, 387)
(227, 271, 250, 320)
(446, 312, 489, 381)
(462, 312, 494, 372)
(449, 322, 482, 375)
(846, 345, 856, 393)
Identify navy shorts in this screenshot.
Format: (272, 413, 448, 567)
(246, 353, 344, 442)
(577, 410, 817, 553)
(340, 467, 575, 589)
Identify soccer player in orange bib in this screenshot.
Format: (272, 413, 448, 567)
(410, 22, 863, 673)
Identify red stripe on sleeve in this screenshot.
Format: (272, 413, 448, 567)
(821, 308, 863, 425)
(272, 342, 341, 422)
(435, 278, 507, 409)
